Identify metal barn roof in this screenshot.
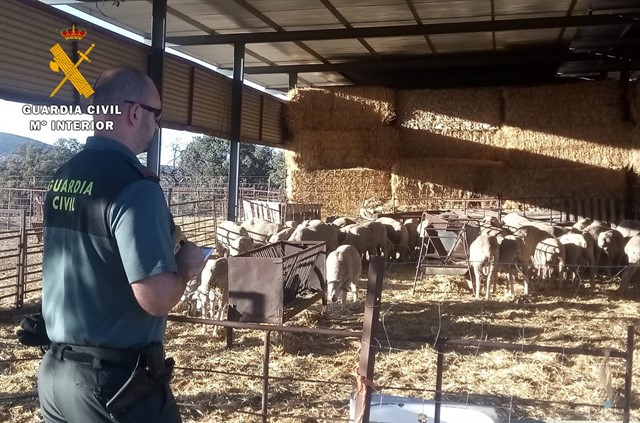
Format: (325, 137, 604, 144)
(50, 0, 640, 90)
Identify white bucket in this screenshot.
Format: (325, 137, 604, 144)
(349, 393, 501, 423)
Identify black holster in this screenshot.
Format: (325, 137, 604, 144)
(105, 342, 174, 419)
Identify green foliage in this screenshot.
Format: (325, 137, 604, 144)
(177, 135, 286, 188)
(0, 138, 83, 188)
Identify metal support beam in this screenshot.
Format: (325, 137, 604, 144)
(241, 51, 595, 74)
(166, 13, 640, 46)
(288, 73, 298, 90)
(227, 43, 244, 222)
(147, 0, 166, 175)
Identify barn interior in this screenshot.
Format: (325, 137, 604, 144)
(2, 2, 640, 423)
(3, 0, 640, 220)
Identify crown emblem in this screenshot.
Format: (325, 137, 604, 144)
(60, 24, 87, 41)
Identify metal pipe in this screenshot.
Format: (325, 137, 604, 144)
(147, 0, 167, 176)
(434, 340, 444, 423)
(262, 331, 271, 423)
(227, 43, 244, 221)
(168, 314, 362, 338)
(623, 326, 634, 423)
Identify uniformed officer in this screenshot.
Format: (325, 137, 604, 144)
(37, 67, 206, 423)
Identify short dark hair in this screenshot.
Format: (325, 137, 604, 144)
(92, 67, 150, 106)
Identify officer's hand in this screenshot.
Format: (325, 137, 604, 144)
(175, 241, 207, 283)
(16, 313, 50, 347)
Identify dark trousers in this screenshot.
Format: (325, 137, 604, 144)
(37, 349, 181, 423)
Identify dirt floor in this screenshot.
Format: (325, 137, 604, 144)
(1, 262, 640, 422)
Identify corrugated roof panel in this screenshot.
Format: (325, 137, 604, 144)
(494, 29, 567, 50)
(334, 4, 415, 25)
(413, 0, 492, 21)
(494, 0, 575, 16)
(191, 68, 232, 139)
(260, 9, 339, 29)
(303, 39, 371, 60)
(364, 36, 432, 55)
(430, 33, 494, 53)
(245, 43, 322, 63)
(162, 58, 192, 125)
(171, 1, 271, 32)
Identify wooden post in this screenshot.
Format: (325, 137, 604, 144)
(434, 340, 445, 423)
(262, 330, 271, 423)
(623, 325, 634, 423)
(354, 256, 384, 423)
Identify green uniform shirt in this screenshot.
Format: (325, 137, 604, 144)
(42, 136, 177, 349)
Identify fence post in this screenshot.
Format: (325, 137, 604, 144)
(434, 340, 445, 423)
(262, 330, 271, 423)
(354, 256, 384, 423)
(623, 325, 634, 423)
(16, 209, 27, 308)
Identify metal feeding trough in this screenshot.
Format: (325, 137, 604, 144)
(226, 240, 326, 346)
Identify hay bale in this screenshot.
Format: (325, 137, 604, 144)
(285, 87, 395, 132)
(505, 80, 626, 127)
(399, 129, 507, 161)
(395, 88, 502, 136)
(485, 165, 628, 199)
(495, 125, 632, 169)
(286, 128, 399, 170)
(287, 168, 391, 218)
(391, 158, 505, 201)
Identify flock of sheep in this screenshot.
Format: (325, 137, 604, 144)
(174, 215, 421, 333)
(469, 213, 640, 299)
(174, 212, 640, 334)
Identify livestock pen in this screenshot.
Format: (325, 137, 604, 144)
(2, 257, 640, 422)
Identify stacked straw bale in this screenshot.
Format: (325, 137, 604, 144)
(285, 128, 399, 170)
(396, 88, 503, 159)
(498, 81, 633, 170)
(287, 168, 391, 218)
(285, 87, 395, 132)
(285, 87, 398, 216)
(391, 158, 506, 199)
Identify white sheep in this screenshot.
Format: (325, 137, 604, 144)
(468, 234, 500, 300)
(183, 257, 229, 336)
(326, 245, 362, 304)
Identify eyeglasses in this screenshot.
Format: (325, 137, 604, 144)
(124, 100, 162, 123)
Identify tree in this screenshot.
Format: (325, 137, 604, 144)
(177, 136, 286, 189)
(0, 138, 83, 188)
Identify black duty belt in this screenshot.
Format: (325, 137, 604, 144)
(50, 343, 141, 369)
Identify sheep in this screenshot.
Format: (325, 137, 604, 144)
(496, 235, 526, 296)
(183, 257, 229, 336)
(403, 218, 420, 261)
(326, 245, 362, 304)
(268, 227, 296, 243)
(512, 225, 552, 282)
(288, 220, 339, 252)
(241, 217, 283, 246)
(356, 220, 389, 259)
(533, 237, 566, 289)
(469, 234, 500, 300)
(216, 220, 254, 256)
(615, 219, 640, 238)
(618, 234, 640, 291)
(596, 229, 625, 277)
(558, 232, 596, 282)
(330, 217, 357, 228)
(376, 217, 410, 261)
(173, 224, 188, 253)
(340, 223, 371, 257)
